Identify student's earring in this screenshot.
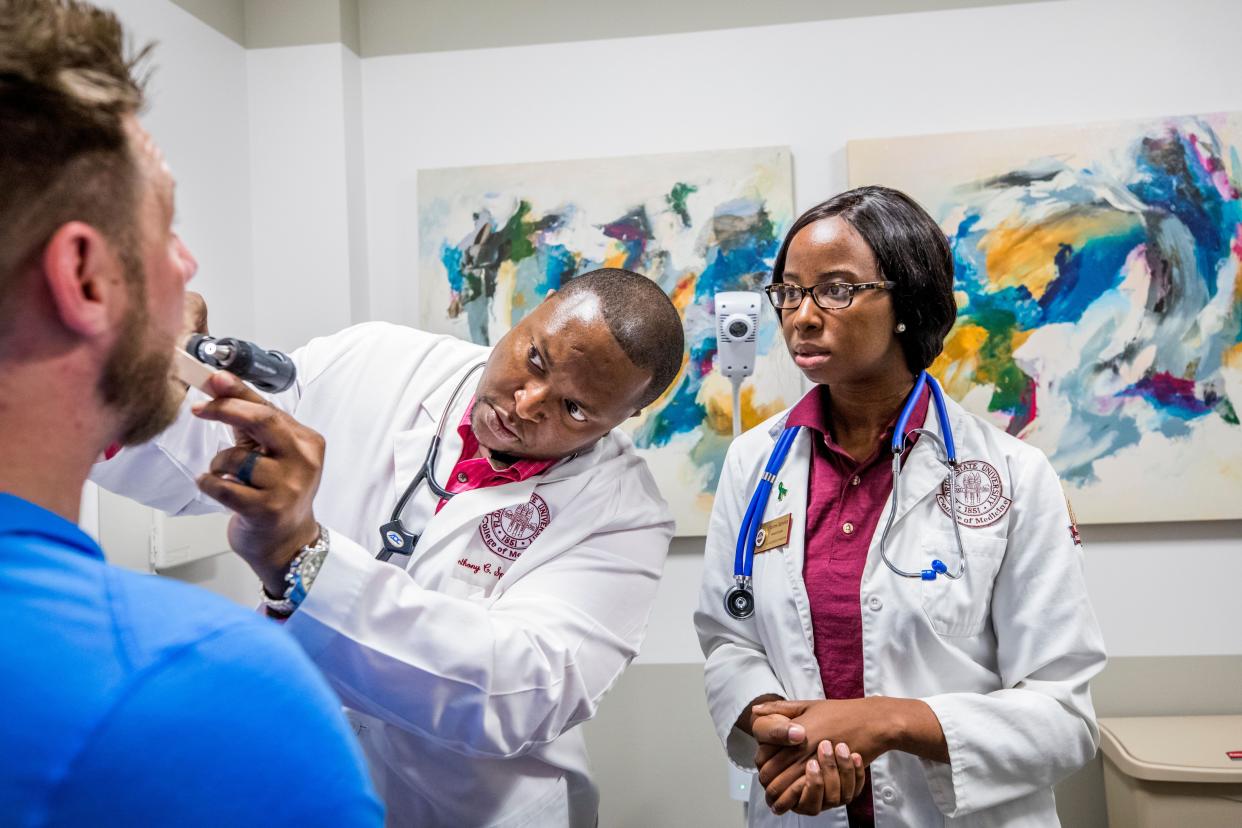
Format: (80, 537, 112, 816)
(895, 322, 907, 333)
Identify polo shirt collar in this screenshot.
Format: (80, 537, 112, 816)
(0, 492, 103, 560)
(456, 396, 556, 481)
(785, 382, 931, 459)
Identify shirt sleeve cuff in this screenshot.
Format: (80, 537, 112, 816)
(919, 693, 968, 816)
(284, 528, 377, 661)
(718, 673, 787, 770)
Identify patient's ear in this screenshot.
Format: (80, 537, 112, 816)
(41, 221, 129, 338)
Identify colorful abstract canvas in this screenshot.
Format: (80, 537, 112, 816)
(848, 114, 1242, 523)
(418, 147, 802, 534)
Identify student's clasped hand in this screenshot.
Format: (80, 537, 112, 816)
(750, 698, 879, 816)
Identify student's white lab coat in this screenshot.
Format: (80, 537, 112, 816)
(92, 322, 674, 828)
(695, 393, 1106, 827)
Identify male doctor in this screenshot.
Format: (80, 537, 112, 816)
(93, 268, 685, 827)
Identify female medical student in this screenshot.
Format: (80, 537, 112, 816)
(696, 186, 1107, 826)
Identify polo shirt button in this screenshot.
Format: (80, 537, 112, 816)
(868, 595, 883, 611)
(842, 522, 854, 535)
(851, 475, 861, 486)
(456, 472, 469, 483)
(880, 785, 897, 803)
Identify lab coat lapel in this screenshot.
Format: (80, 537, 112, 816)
(392, 428, 433, 505)
(772, 428, 819, 661)
(884, 391, 963, 529)
(763, 424, 809, 576)
(414, 478, 537, 560)
(391, 359, 485, 506)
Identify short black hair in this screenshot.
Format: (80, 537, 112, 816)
(558, 267, 684, 409)
(771, 185, 957, 373)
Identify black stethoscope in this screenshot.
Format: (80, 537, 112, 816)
(376, 362, 485, 562)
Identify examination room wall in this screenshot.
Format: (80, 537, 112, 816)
(353, 1, 1242, 825)
(95, 0, 257, 339)
(84, 0, 1242, 825)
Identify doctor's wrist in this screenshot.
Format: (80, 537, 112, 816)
(872, 697, 949, 763)
(252, 519, 322, 594)
(260, 524, 330, 617)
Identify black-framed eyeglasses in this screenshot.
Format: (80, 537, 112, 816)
(764, 280, 896, 311)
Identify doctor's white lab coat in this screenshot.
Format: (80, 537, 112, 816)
(695, 394, 1107, 827)
(92, 322, 674, 827)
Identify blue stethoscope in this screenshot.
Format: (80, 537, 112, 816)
(724, 370, 968, 620)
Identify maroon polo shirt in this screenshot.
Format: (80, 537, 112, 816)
(784, 382, 929, 827)
(435, 397, 556, 513)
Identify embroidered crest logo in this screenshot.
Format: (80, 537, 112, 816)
(478, 493, 551, 560)
(936, 460, 1012, 527)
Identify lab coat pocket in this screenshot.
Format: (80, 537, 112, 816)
(919, 530, 1006, 637)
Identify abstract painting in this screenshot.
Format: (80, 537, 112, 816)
(849, 113, 1242, 523)
(418, 147, 802, 534)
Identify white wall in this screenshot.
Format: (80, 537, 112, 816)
(246, 43, 362, 352)
(91, 1, 260, 602)
(103, 0, 256, 339)
(358, 0, 1242, 665)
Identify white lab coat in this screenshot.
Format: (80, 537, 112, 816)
(695, 393, 1106, 827)
(92, 322, 674, 827)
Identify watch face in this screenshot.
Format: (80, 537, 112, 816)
(296, 548, 328, 592)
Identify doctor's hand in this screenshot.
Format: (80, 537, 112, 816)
(191, 371, 325, 596)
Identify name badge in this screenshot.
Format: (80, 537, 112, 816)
(754, 514, 792, 553)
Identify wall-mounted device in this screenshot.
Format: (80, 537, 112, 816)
(715, 291, 760, 438)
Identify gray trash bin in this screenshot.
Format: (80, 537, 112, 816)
(1099, 715, 1242, 827)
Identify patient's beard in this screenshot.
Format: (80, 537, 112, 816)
(97, 264, 181, 447)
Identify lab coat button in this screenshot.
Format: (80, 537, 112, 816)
(880, 785, 896, 802)
(842, 522, 855, 535)
(868, 595, 882, 611)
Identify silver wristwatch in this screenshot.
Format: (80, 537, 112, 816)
(261, 524, 330, 617)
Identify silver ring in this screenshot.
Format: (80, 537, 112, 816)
(236, 450, 260, 487)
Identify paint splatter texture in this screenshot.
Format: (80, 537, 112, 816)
(932, 116, 1242, 487)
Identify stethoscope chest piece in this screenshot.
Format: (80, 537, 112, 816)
(725, 575, 755, 619)
(378, 519, 418, 563)
(725, 586, 755, 619)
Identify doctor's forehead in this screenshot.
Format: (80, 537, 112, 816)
(536, 295, 648, 393)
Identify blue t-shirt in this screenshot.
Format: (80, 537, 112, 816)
(0, 493, 383, 827)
